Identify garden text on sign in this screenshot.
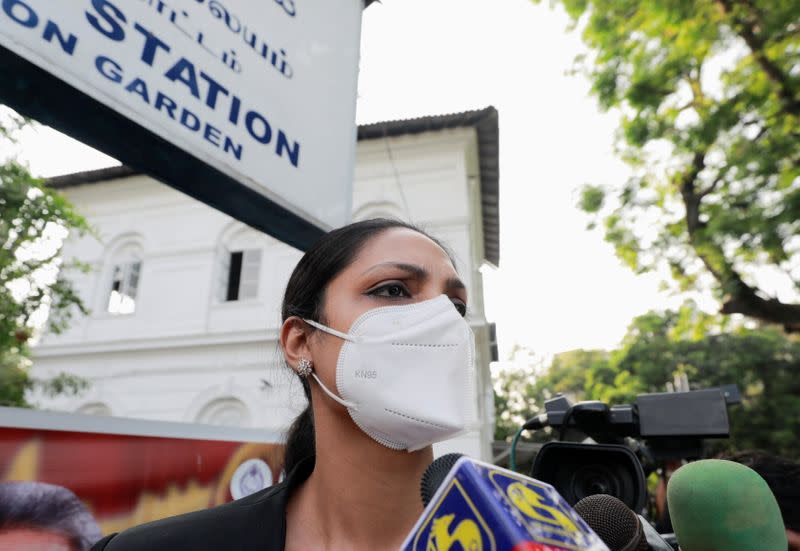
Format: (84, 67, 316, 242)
(0, 0, 363, 249)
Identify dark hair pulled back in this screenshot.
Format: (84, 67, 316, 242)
(280, 218, 454, 473)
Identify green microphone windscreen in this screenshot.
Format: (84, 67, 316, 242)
(667, 459, 787, 551)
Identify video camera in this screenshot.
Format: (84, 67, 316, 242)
(524, 385, 741, 513)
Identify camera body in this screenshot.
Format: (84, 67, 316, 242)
(533, 441, 648, 512)
(529, 385, 740, 512)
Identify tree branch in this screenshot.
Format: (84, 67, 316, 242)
(679, 151, 800, 331)
(698, 176, 722, 199)
(716, 0, 800, 117)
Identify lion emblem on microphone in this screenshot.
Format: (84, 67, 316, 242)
(427, 514, 483, 551)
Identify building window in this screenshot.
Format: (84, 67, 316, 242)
(222, 249, 261, 301)
(107, 260, 141, 314)
(488, 322, 499, 362)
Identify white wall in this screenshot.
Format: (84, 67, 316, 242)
(32, 127, 495, 460)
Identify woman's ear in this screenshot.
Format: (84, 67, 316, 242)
(280, 317, 312, 373)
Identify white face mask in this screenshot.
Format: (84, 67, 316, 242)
(304, 294, 475, 451)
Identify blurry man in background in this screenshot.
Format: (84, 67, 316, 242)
(0, 481, 102, 551)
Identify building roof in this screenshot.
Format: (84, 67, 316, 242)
(47, 107, 500, 265)
(358, 107, 499, 265)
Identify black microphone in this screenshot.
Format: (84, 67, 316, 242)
(420, 453, 462, 506)
(574, 494, 673, 551)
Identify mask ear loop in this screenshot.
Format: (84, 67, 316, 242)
(303, 318, 357, 341)
(301, 319, 359, 411)
(309, 372, 358, 411)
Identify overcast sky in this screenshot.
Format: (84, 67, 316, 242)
(14, 0, 694, 361)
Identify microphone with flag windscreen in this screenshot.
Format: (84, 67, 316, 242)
(667, 459, 787, 550)
(402, 454, 610, 550)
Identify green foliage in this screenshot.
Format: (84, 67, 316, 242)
(549, 0, 800, 329)
(494, 304, 800, 459)
(0, 113, 91, 407)
(579, 185, 605, 214)
(493, 346, 544, 442)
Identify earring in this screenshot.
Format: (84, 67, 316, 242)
(296, 358, 313, 378)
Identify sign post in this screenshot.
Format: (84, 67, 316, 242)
(0, 0, 363, 250)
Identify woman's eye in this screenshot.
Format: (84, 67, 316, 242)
(370, 283, 410, 298)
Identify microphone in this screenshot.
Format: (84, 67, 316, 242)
(574, 494, 673, 551)
(401, 454, 610, 550)
(667, 459, 787, 551)
(420, 453, 463, 507)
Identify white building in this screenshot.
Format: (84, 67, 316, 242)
(31, 107, 500, 460)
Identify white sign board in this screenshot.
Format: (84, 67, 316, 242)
(0, 0, 361, 231)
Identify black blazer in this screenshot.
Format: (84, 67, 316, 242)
(90, 458, 314, 551)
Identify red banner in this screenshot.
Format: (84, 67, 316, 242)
(0, 419, 284, 550)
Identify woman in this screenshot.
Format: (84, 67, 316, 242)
(92, 218, 474, 550)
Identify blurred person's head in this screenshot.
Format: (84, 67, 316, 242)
(0, 481, 102, 551)
(717, 450, 800, 549)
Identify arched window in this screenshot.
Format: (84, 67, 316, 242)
(105, 241, 143, 315)
(195, 397, 252, 427)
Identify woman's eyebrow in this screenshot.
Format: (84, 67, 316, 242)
(362, 262, 428, 279)
(446, 277, 466, 291)
(361, 262, 466, 292)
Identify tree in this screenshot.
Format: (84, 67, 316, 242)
(492, 345, 545, 442)
(610, 307, 800, 458)
(496, 304, 800, 459)
(0, 111, 90, 407)
(552, 0, 800, 330)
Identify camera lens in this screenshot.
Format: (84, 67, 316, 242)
(571, 465, 621, 501)
(569, 463, 632, 504)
